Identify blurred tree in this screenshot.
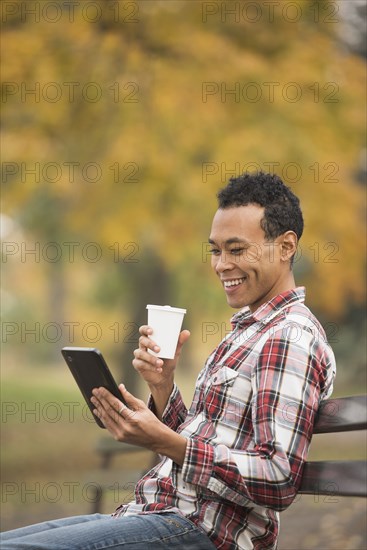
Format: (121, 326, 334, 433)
(1, 0, 366, 387)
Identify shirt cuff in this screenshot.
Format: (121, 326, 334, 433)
(147, 384, 187, 431)
(181, 437, 214, 488)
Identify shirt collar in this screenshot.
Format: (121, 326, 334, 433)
(230, 287, 306, 329)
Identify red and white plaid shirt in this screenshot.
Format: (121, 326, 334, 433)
(113, 287, 336, 549)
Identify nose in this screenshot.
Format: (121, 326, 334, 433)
(212, 251, 235, 274)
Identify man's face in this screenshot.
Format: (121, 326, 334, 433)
(209, 205, 292, 312)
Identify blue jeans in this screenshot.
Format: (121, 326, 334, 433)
(0, 512, 217, 549)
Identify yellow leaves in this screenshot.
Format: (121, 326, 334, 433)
(2, 2, 366, 322)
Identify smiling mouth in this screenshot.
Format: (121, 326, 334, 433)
(223, 277, 246, 288)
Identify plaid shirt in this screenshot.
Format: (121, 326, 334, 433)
(113, 287, 336, 549)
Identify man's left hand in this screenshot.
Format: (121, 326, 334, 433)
(91, 384, 161, 447)
(91, 384, 187, 465)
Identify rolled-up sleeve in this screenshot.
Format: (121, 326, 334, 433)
(148, 384, 188, 431)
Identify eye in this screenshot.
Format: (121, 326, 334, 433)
(230, 248, 244, 255)
(209, 248, 220, 255)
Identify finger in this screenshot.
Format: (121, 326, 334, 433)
(178, 329, 190, 345)
(92, 406, 106, 426)
(138, 335, 160, 354)
(133, 358, 164, 376)
(133, 346, 163, 364)
(100, 387, 131, 417)
(91, 388, 126, 423)
(92, 400, 119, 432)
(175, 330, 191, 356)
(118, 383, 143, 411)
(133, 349, 164, 371)
(139, 325, 153, 336)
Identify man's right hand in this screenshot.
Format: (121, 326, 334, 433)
(132, 326, 190, 420)
(133, 325, 190, 390)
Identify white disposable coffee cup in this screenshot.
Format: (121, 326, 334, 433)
(146, 305, 187, 359)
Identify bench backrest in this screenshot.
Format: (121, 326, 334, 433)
(95, 395, 367, 497)
(299, 395, 367, 497)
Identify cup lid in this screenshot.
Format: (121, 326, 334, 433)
(146, 304, 186, 314)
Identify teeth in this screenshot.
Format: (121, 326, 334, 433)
(223, 278, 245, 288)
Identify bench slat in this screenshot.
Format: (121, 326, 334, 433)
(83, 469, 144, 486)
(96, 439, 148, 455)
(313, 395, 367, 434)
(299, 460, 367, 496)
(88, 395, 367, 514)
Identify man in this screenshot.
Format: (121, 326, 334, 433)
(1, 172, 336, 549)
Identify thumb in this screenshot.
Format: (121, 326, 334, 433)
(175, 329, 190, 357)
(118, 383, 142, 410)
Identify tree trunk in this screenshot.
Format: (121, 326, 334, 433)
(117, 250, 171, 398)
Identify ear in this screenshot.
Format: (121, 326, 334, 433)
(280, 231, 298, 263)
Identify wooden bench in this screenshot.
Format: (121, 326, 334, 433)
(86, 395, 366, 513)
(299, 395, 367, 497)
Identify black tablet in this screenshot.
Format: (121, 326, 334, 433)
(61, 347, 126, 428)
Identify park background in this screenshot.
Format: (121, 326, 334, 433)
(1, 0, 366, 548)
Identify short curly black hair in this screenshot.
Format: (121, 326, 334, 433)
(217, 171, 304, 242)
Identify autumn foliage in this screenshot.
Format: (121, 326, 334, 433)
(2, 0, 366, 381)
